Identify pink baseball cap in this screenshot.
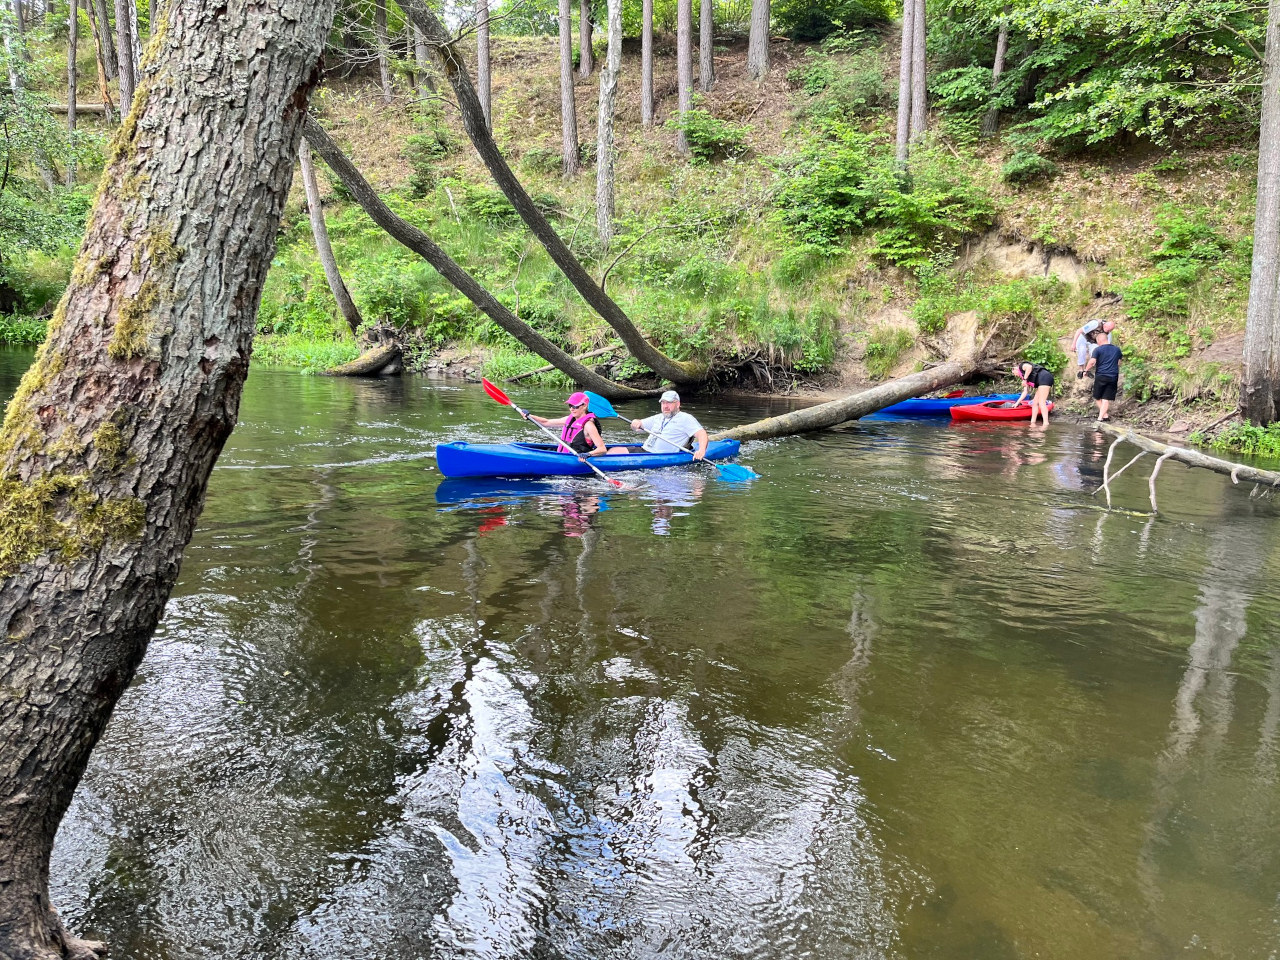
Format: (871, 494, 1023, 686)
(565, 391, 589, 406)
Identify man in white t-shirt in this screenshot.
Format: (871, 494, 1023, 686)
(620, 390, 709, 459)
(1072, 319, 1117, 378)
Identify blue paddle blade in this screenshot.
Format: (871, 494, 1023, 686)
(714, 463, 759, 482)
(583, 390, 619, 420)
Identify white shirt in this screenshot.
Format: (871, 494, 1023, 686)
(640, 411, 703, 453)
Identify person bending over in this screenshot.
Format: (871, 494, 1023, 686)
(1071, 319, 1117, 378)
(1013, 360, 1054, 427)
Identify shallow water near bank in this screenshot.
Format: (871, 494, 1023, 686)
(4, 347, 1280, 959)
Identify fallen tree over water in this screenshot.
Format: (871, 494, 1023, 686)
(1096, 424, 1280, 512)
(322, 341, 402, 377)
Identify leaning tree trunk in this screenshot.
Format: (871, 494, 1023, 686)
(578, 0, 592, 77)
(980, 18, 1008, 138)
(1244, 0, 1280, 425)
(303, 117, 652, 399)
(300, 139, 363, 335)
(85, 0, 114, 122)
(909, 0, 926, 139)
(894, 0, 914, 166)
(746, 0, 769, 79)
(400, 0, 709, 385)
(65, 0, 76, 187)
(475, 0, 491, 128)
(558, 0, 580, 175)
(113, 0, 135, 108)
(675, 0, 692, 153)
(374, 0, 392, 102)
(713, 360, 981, 441)
(596, 0, 620, 246)
(698, 0, 713, 91)
(640, 0, 653, 125)
(0, 0, 334, 955)
(90, 0, 115, 78)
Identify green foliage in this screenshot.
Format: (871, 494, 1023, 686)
(864, 326, 914, 379)
(791, 46, 891, 122)
(772, 0, 892, 41)
(252, 333, 361, 372)
(1020, 329, 1069, 373)
(0, 314, 48, 344)
(773, 123, 994, 270)
(666, 108, 750, 163)
(1001, 150, 1059, 186)
(482, 347, 572, 387)
(1209, 422, 1280, 460)
(403, 128, 457, 198)
(520, 146, 563, 176)
(1124, 209, 1231, 326)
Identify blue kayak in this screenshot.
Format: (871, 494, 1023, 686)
(865, 393, 1020, 419)
(436, 439, 743, 478)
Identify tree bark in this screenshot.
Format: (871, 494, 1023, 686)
(66, 0, 76, 187)
(909, 0, 926, 139)
(558, 0, 580, 175)
(980, 18, 1008, 138)
(299, 139, 363, 336)
(1244, 0, 1280, 424)
(413, 25, 435, 96)
(126, 0, 139, 69)
(675, 0, 692, 153)
(894, 0, 913, 166)
(0, 0, 334, 955)
(746, 0, 769, 80)
(113, 0, 135, 109)
(9, 0, 23, 48)
(640, 0, 653, 126)
(85, 0, 114, 122)
(712, 360, 981, 441)
(698, 0, 713, 91)
(578, 0, 592, 77)
(475, 0, 491, 128)
(303, 117, 653, 399)
(374, 0, 392, 103)
(596, 0, 620, 247)
(2, 12, 58, 191)
(400, 0, 709, 385)
(88, 0, 115, 81)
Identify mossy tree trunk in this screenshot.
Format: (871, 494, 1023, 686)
(558, 0, 580, 175)
(303, 117, 654, 400)
(401, 0, 710, 386)
(1244, 0, 1280, 425)
(0, 0, 334, 955)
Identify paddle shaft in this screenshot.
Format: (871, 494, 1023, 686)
(520, 412, 624, 487)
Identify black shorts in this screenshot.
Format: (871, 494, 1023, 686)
(1034, 371, 1054, 389)
(1093, 378, 1118, 401)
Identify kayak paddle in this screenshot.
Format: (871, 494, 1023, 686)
(583, 390, 759, 482)
(480, 378, 628, 489)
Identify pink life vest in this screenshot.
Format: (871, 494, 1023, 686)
(559, 414, 599, 454)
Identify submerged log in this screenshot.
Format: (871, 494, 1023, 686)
(712, 360, 980, 441)
(322, 342, 403, 377)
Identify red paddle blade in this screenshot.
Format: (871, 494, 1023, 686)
(944, 389, 964, 398)
(481, 377, 513, 406)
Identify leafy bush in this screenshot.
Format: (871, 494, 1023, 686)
(1001, 151, 1059, 186)
(1210, 423, 1280, 460)
(864, 326, 914, 379)
(1125, 210, 1230, 323)
(773, 0, 892, 41)
(666, 108, 750, 162)
(0, 314, 48, 344)
(520, 146, 563, 176)
(1020, 329, 1069, 374)
(795, 50, 891, 122)
(404, 128, 457, 198)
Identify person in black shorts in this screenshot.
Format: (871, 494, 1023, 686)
(1013, 360, 1055, 426)
(1085, 331, 1123, 421)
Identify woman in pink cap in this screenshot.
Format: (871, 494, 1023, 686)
(524, 391, 608, 456)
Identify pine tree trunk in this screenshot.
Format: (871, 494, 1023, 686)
(746, 0, 769, 79)
(66, 0, 76, 187)
(698, 0, 713, 91)
(909, 0, 926, 139)
(300, 140, 363, 335)
(578, 0, 592, 76)
(91, 0, 115, 79)
(10, 0, 24, 45)
(1244, 0, 1280, 424)
(981, 19, 1008, 138)
(374, 0, 392, 102)
(894, 0, 913, 166)
(596, 0, 620, 247)
(475, 0, 491, 128)
(126, 0, 139, 68)
(640, 0, 653, 125)
(397, 0, 710, 384)
(558, 0, 579, 175)
(86, 0, 115, 122)
(675, 0, 692, 153)
(304, 117, 650, 398)
(113, 0, 134, 108)
(413, 25, 434, 95)
(0, 0, 334, 956)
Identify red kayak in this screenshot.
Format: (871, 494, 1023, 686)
(950, 400, 1054, 422)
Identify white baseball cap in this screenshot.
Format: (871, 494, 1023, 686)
(660, 390, 680, 402)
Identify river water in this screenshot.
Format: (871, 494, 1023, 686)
(4, 347, 1280, 960)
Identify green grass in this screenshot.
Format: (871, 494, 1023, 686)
(252, 333, 360, 372)
(0, 315, 49, 345)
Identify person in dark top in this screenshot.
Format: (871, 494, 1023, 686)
(525, 391, 608, 455)
(1085, 331, 1123, 421)
(1013, 360, 1055, 427)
